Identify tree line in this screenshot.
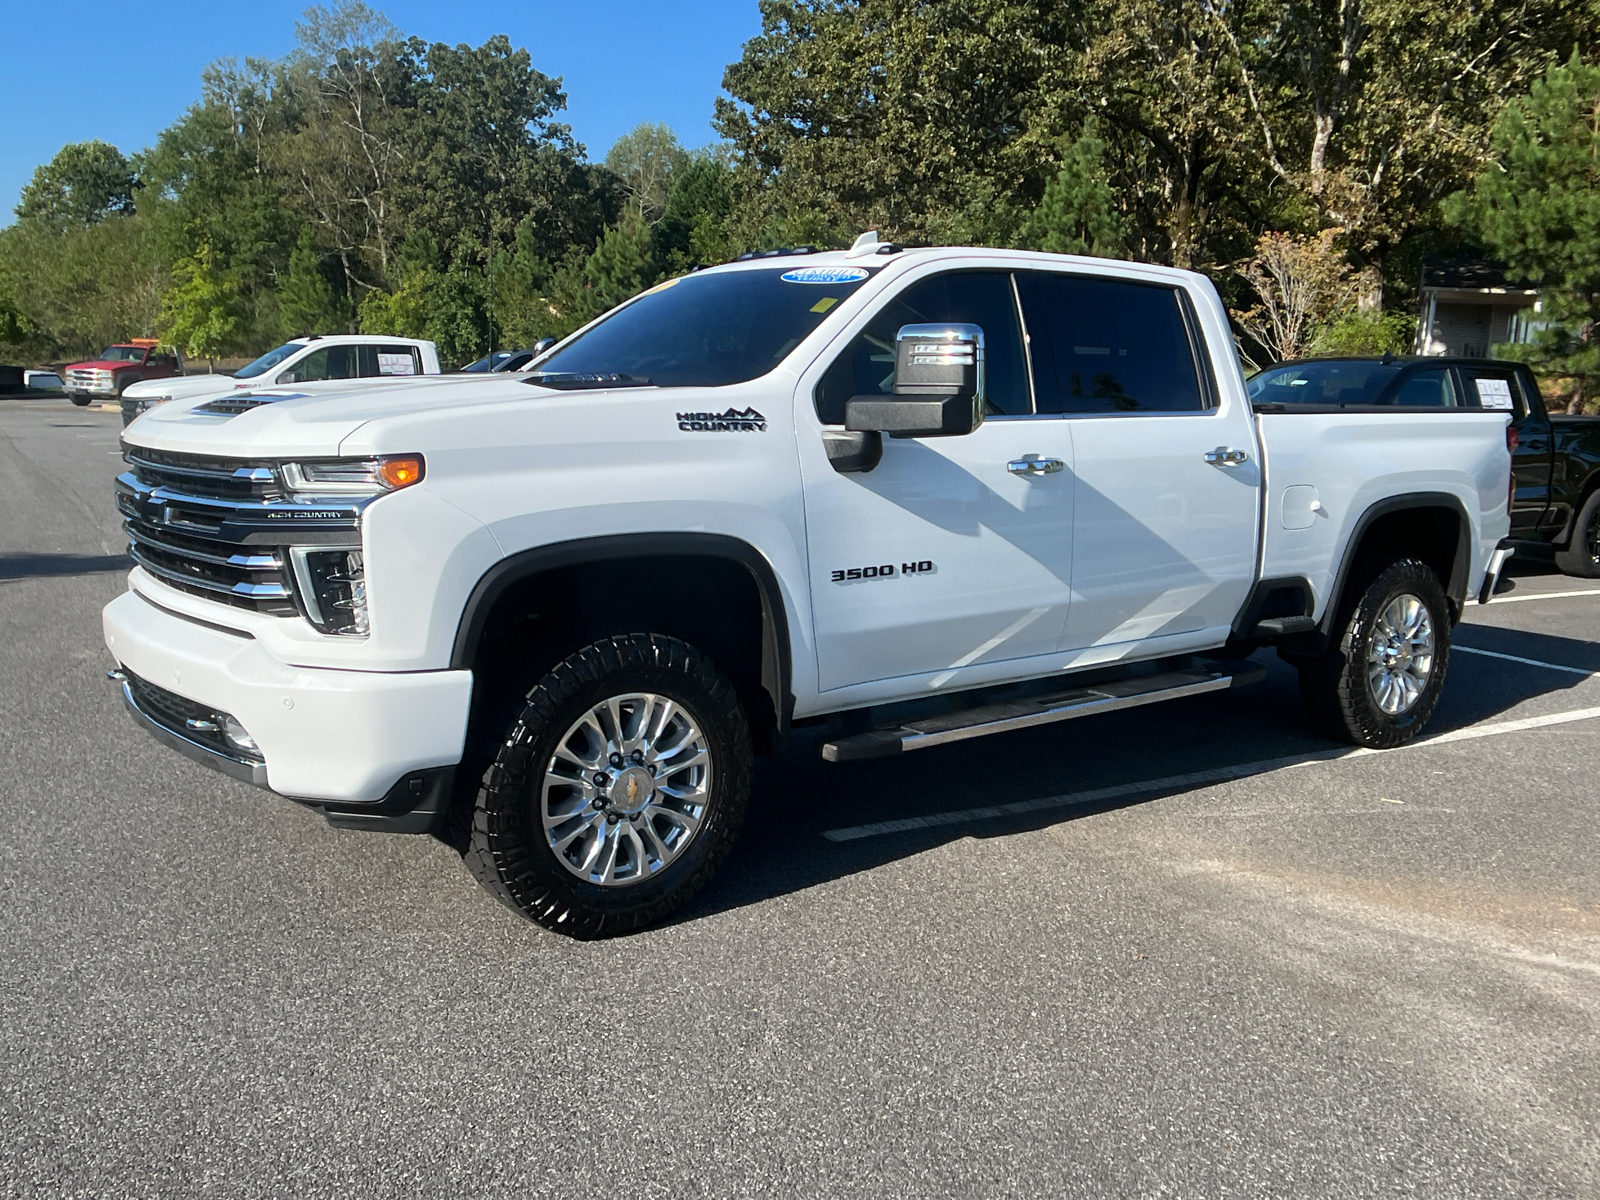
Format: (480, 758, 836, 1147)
(1, 0, 1597, 406)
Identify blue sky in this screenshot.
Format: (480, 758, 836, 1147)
(2, 0, 763, 222)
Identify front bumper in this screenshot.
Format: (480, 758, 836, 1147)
(103, 587, 472, 804)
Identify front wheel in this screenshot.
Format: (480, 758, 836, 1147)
(1554, 490, 1600, 579)
(463, 633, 751, 938)
(67, 393, 92, 407)
(1297, 558, 1451, 748)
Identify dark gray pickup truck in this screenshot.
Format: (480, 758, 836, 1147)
(1250, 356, 1600, 578)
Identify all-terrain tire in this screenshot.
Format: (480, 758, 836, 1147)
(1554, 489, 1600, 579)
(1297, 558, 1451, 749)
(462, 633, 751, 939)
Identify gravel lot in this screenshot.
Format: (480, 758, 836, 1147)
(2, 397, 1597, 1199)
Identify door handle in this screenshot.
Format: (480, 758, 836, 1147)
(1204, 447, 1249, 468)
(1007, 457, 1065, 476)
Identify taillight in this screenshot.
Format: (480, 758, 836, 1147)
(1506, 423, 1518, 512)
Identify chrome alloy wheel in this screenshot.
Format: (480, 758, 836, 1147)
(1366, 593, 1435, 716)
(1585, 507, 1600, 567)
(541, 693, 712, 886)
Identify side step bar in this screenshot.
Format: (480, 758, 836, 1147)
(820, 664, 1266, 763)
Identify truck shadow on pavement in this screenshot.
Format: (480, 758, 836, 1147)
(675, 624, 1600, 928)
(0, 552, 132, 581)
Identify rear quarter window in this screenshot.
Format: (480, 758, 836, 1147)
(1456, 364, 1528, 420)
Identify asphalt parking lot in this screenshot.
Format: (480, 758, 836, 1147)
(2, 396, 1597, 1199)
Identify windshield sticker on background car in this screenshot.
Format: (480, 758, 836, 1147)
(1476, 378, 1515, 410)
(780, 266, 870, 285)
(677, 407, 767, 432)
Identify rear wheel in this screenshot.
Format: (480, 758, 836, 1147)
(1297, 558, 1451, 748)
(463, 632, 751, 938)
(1554, 490, 1600, 579)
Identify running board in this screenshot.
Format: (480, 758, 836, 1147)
(820, 665, 1266, 762)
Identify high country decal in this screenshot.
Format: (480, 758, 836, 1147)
(831, 560, 935, 583)
(678, 407, 767, 432)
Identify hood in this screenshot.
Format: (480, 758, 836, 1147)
(121, 373, 533, 458)
(122, 374, 236, 401)
(65, 358, 141, 371)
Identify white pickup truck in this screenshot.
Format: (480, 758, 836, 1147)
(119, 335, 441, 424)
(103, 241, 1514, 938)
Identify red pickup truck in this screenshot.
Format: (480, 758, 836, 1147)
(62, 340, 182, 407)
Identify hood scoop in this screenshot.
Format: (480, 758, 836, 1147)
(193, 391, 308, 417)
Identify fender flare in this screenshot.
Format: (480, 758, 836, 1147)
(1318, 491, 1473, 638)
(449, 532, 794, 731)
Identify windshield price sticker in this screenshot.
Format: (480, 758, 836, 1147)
(1476, 378, 1514, 410)
(378, 353, 416, 376)
(781, 266, 870, 285)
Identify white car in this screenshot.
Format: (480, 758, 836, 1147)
(104, 238, 1514, 938)
(120, 335, 441, 423)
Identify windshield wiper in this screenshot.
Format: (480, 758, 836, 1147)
(522, 372, 654, 390)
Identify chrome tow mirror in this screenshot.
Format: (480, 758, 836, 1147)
(827, 323, 986, 474)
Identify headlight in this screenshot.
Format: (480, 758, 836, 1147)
(290, 547, 369, 636)
(280, 455, 425, 495)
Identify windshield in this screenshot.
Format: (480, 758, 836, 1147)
(530, 265, 875, 388)
(459, 351, 514, 373)
(98, 346, 148, 363)
(1247, 360, 1403, 405)
(235, 342, 306, 379)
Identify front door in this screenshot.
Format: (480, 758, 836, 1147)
(1014, 270, 1259, 658)
(798, 268, 1076, 693)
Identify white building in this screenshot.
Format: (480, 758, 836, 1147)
(1415, 257, 1541, 357)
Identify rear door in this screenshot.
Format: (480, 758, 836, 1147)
(1015, 270, 1259, 659)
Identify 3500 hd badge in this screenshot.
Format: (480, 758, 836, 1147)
(831, 560, 935, 582)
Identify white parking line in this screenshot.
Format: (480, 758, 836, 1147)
(820, 705, 1600, 842)
(1488, 588, 1600, 604)
(1454, 645, 1597, 677)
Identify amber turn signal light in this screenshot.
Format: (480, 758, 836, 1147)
(378, 456, 425, 489)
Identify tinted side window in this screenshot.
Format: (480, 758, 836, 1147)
(279, 345, 358, 384)
(1390, 369, 1457, 407)
(814, 270, 1030, 423)
(1018, 273, 1205, 414)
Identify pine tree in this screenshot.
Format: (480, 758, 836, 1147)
(277, 226, 342, 338)
(1448, 57, 1600, 411)
(586, 211, 659, 313)
(1022, 126, 1125, 258)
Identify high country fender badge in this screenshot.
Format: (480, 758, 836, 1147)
(678, 407, 767, 432)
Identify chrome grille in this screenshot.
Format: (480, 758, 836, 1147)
(123, 447, 281, 501)
(66, 368, 113, 391)
(118, 448, 360, 619)
(122, 516, 296, 615)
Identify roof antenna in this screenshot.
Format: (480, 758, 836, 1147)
(845, 231, 880, 259)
